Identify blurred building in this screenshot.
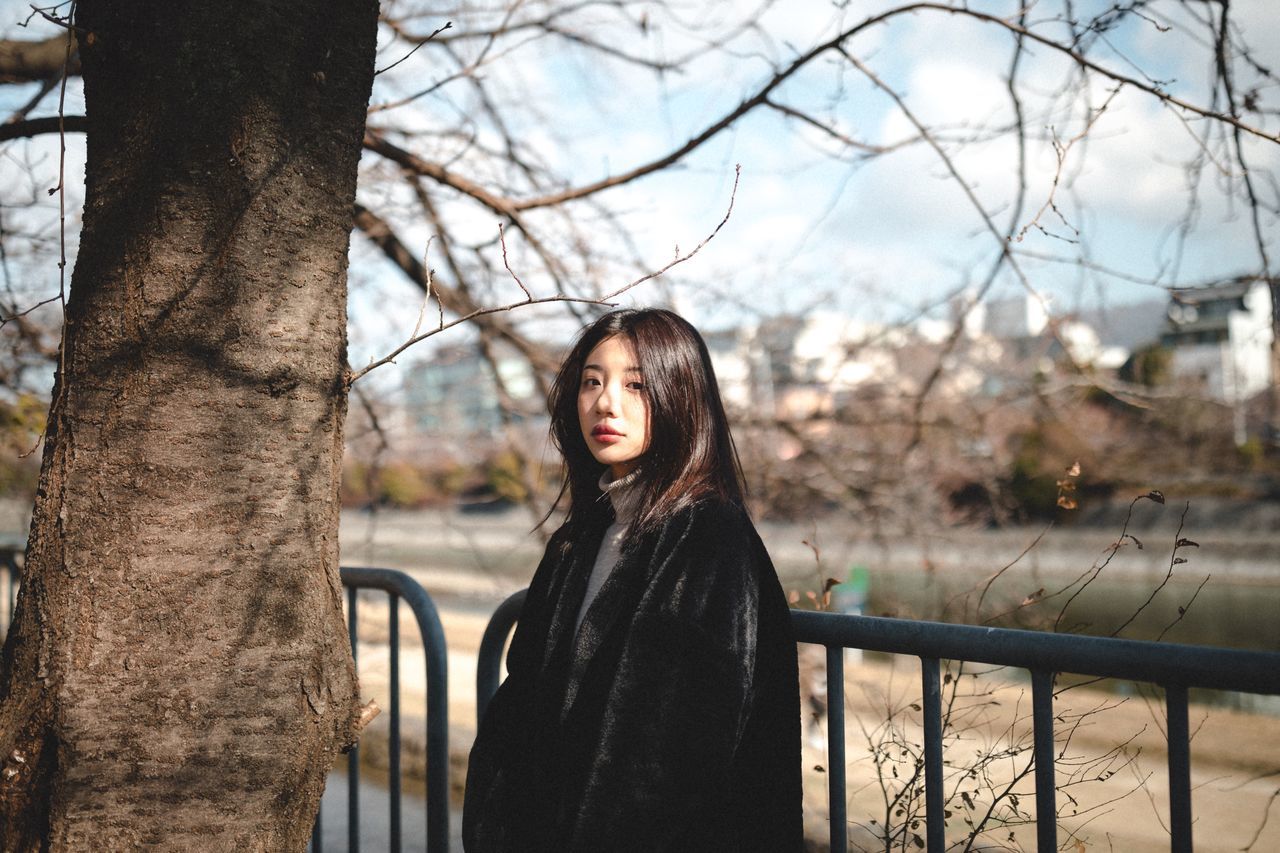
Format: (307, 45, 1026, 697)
(1161, 276, 1274, 444)
(403, 341, 542, 443)
(748, 312, 904, 418)
(703, 327, 762, 412)
(398, 285, 1275, 450)
(980, 294, 1050, 339)
(1077, 299, 1168, 356)
(972, 293, 1131, 374)
(1161, 276, 1274, 404)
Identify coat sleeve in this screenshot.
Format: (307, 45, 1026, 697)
(463, 527, 572, 852)
(562, 505, 765, 852)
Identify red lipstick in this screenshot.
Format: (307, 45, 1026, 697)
(591, 424, 624, 443)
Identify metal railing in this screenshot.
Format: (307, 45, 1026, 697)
(313, 567, 451, 853)
(477, 588, 1280, 853)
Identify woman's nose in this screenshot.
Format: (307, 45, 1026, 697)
(595, 383, 617, 413)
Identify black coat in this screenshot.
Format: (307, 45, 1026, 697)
(463, 499, 803, 853)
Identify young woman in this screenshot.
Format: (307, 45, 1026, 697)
(463, 308, 802, 853)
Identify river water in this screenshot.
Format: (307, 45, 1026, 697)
(340, 505, 1280, 652)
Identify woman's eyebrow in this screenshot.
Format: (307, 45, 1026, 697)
(582, 363, 642, 372)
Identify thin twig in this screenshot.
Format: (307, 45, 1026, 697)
(24, 2, 76, 459)
(0, 292, 63, 325)
(1051, 492, 1164, 632)
(348, 294, 604, 385)
(1155, 574, 1210, 642)
(1242, 787, 1280, 852)
(349, 164, 742, 384)
(374, 21, 451, 76)
(411, 235, 439, 339)
(972, 522, 1054, 622)
(600, 163, 740, 301)
(498, 223, 532, 300)
(1110, 503, 1195, 637)
(1013, 85, 1123, 244)
(27, 2, 83, 32)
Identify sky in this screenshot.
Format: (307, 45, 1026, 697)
(342, 0, 1279, 376)
(0, 1, 1277, 379)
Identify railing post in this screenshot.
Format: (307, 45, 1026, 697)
(347, 585, 361, 853)
(826, 645, 847, 853)
(337, 567, 451, 853)
(1031, 669, 1057, 853)
(388, 593, 402, 853)
(1166, 684, 1192, 853)
(920, 658, 944, 853)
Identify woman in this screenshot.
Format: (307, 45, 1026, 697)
(463, 308, 802, 853)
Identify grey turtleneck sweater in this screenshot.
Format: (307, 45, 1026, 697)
(573, 470, 640, 633)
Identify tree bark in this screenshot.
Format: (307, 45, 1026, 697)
(0, 2, 379, 849)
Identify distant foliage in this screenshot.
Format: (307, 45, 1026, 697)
(340, 452, 533, 509)
(0, 393, 45, 499)
(1118, 345, 1172, 387)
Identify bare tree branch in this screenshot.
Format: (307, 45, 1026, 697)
(505, 2, 1280, 211)
(363, 129, 516, 216)
(0, 113, 85, 142)
(351, 201, 557, 376)
(600, 163, 740, 301)
(350, 165, 741, 382)
(0, 34, 77, 83)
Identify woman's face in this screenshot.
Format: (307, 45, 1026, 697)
(577, 334, 649, 478)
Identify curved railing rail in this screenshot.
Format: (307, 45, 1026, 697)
(475, 588, 528, 725)
(477, 588, 1280, 853)
(311, 567, 450, 853)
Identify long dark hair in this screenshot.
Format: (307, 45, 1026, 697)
(546, 308, 746, 540)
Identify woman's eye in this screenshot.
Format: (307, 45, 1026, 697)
(581, 377, 600, 388)
(627, 381, 646, 391)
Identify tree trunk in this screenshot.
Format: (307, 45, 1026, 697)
(0, 2, 379, 848)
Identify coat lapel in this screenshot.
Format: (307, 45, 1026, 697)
(538, 520, 606, 677)
(557, 544, 645, 719)
(557, 513, 694, 723)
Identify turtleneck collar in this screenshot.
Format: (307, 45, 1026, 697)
(598, 469, 642, 526)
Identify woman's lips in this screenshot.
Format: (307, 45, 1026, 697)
(592, 425, 624, 443)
